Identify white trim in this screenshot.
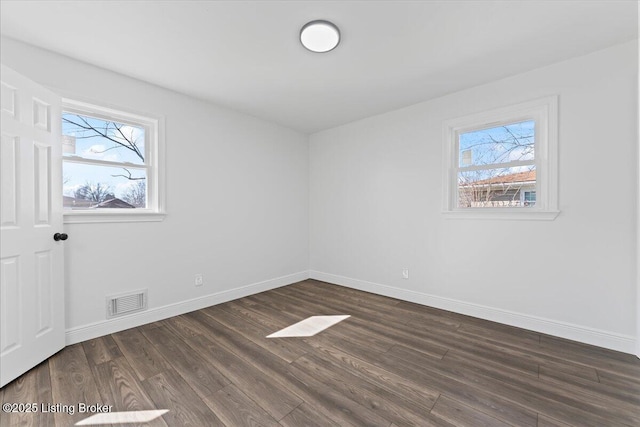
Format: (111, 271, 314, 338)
(65, 270, 310, 345)
(442, 95, 559, 219)
(309, 270, 635, 354)
(442, 209, 559, 221)
(457, 159, 534, 173)
(64, 211, 165, 224)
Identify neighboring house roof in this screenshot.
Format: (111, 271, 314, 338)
(94, 198, 135, 209)
(63, 195, 95, 208)
(465, 170, 536, 186)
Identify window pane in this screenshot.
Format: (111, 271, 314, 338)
(524, 191, 536, 203)
(62, 112, 145, 165)
(458, 166, 536, 208)
(63, 162, 147, 209)
(459, 120, 534, 168)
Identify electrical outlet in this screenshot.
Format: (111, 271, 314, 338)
(402, 268, 409, 279)
(195, 274, 203, 287)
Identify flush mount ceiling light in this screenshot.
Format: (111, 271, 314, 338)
(300, 20, 340, 53)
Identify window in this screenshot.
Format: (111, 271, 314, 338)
(442, 96, 558, 220)
(522, 190, 536, 207)
(62, 99, 164, 223)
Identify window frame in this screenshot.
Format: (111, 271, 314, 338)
(442, 96, 559, 220)
(61, 99, 165, 223)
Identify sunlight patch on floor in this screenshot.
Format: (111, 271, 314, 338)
(75, 409, 169, 425)
(266, 315, 350, 338)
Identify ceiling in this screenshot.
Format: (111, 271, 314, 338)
(1, 1, 637, 134)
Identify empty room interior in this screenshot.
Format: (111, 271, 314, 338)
(1, 1, 640, 426)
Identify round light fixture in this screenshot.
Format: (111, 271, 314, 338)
(300, 20, 340, 53)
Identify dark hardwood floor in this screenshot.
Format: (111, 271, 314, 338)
(1, 280, 639, 426)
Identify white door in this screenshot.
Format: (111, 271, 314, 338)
(0, 65, 65, 387)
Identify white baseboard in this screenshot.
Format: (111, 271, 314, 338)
(309, 270, 636, 354)
(65, 270, 310, 345)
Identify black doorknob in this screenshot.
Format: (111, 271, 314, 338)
(53, 233, 68, 241)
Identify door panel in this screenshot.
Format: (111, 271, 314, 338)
(0, 134, 18, 226)
(0, 256, 20, 354)
(35, 250, 53, 336)
(34, 142, 51, 224)
(0, 65, 64, 387)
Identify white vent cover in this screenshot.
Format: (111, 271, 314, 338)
(106, 289, 147, 318)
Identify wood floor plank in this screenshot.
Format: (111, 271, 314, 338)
(385, 343, 448, 362)
(538, 359, 599, 382)
(142, 368, 225, 426)
(278, 402, 341, 427)
(272, 284, 390, 319)
(449, 322, 541, 349)
(138, 320, 164, 330)
(300, 337, 441, 414)
(395, 299, 473, 323)
(205, 304, 308, 363)
(111, 328, 172, 381)
(202, 384, 280, 427)
(319, 322, 396, 354)
(302, 280, 400, 307)
(540, 334, 640, 365)
(241, 295, 315, 327)
(539, 364, 640, 410)
(352, 312, 540, 377)
(377, 348, 633, 427)
(223, 299, 291, 331)
(388, 417, 457, 427)
(284, 361, 392, 426)
(48, 344, 104, 427)
(367, 350, 539, 427)
(430, 395, 512, 427)
(382, 300, 464, 330)
(538, 335, 640, 381)
(0, 360, 54, 426)
(90, 356, 168, 427)
(141, 326, 230, 399)
(82, 334, 123, 366)
(183, 332, 303, 421)
(160, 314, 205, 340)
(435, 349, 640, 426)
(537, 414, 573, 427)
(443, 349, 539, 381)
(596, 369, 640, 396)
(293, 353, 441, 426)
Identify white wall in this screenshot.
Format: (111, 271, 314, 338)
(1, 37, 309, 342)
(310, 40, 638, 353)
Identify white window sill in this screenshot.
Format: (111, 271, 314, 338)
(442, 209, 560, 221)
(64, 211, 166, 224)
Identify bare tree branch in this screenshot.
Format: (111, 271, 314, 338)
(111, 168, 146, 181)
(63, 115, 144, 162)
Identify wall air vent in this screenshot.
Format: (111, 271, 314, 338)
(106, 289, 147, 318)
